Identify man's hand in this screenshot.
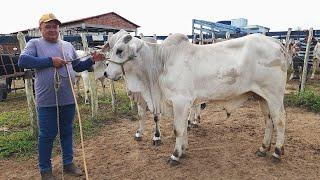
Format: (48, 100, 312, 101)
(52, 57, 67, 68)
(91, 51, 106, 62)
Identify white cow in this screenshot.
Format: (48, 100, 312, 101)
(311, 42, 320, 79)
(104, 30, 205, 145)
(75, 50, 109, 104)
(105, 33, 289, 165)
(104, 30, 163, 145)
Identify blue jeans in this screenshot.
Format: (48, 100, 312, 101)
(37, 104, 75, 172)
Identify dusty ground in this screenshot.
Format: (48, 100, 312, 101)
(1, 98, 320, 180)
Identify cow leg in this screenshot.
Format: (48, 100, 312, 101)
(84, 90, 90, 104)
(134, 104, 147, 141)
(169, 98, 190, 165)
(100, 78, 106, 95)
(271, 104, 286, 164)
(187, 105, 201, 130)
(109, 79, 116, 111)
(75, 77, 82, 98)
(260, 97, 286, 163)
(82, 72, 90, 104)
(256, 99, 273, 157)
(187, 106, 196, 130)
(311, 58, 318, 79)
(193, 105, 201, 126)
(152, 115, 162, 146)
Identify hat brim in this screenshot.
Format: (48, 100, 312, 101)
(42, 19, 61, 25)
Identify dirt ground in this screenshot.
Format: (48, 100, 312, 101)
(1, 98, 320, 180)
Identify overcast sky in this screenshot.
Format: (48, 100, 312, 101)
(0, 0, 318, 35)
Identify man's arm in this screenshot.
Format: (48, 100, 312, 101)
(19, 40, 69, 69)
(19, 55, 67, 69)
(72, 58, 94, 72)
(18, 54, 53, 69)
(18, 40, 54, 69)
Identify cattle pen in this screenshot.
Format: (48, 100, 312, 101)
(1, 27, 320, 179)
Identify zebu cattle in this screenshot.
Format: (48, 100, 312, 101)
(104, 30, 204, 145)
(311, 42, 320, 79)
(75, 50, 108, 104)
(105, 33, 289, 165)
(104, 30, 163, 144)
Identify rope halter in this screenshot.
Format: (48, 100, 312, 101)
(106, 54, 136, 76)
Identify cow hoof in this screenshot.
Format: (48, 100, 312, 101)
(167, 155, 180, 166)
(168, 159, 180, 166)
(188, 123, 199, 130)
(134, 136, 142, 141)
(271, 156, 281, 164)
(255, 150, 267, 157)
(153, 140, 162, 146)
(200, 103, 207, 110)
(191, 123, 199, 128)
(187, 126, 191, 131)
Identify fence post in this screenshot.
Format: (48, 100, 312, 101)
(80, 33, 98, 117)
(225, 32, 230, 39)
(107, 32, 117, 112)
(285, 28, 292, 51)
(17, 32, 39, 138)
(200, 25, 204, 45)
(192, 19, 195, 43)
(300, 28, 313, 92)
(284, 28, 293, 79)
(211, 32, 215, 43)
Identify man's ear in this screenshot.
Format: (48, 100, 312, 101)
(39, 23, 43, 31)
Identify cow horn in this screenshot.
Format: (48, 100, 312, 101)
(123, 35, 132, 44)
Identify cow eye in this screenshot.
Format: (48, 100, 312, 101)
(116, 49, 123, 55)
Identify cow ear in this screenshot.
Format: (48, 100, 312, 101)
(129, 41, 143, 60)
(136, 42, 143, 53)
(123, 35, 132, 44)
(101, 42, 110, 52)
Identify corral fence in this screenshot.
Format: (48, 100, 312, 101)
(1, 27, 319, 137)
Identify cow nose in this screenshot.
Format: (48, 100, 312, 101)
(104, 71, 108, 77)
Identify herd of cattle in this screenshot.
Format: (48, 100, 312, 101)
(73, 29, 320, 166)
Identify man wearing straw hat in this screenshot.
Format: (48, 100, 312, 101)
(18, 13, 105, 180)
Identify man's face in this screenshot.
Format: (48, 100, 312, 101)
(40, 21, 60, 43)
